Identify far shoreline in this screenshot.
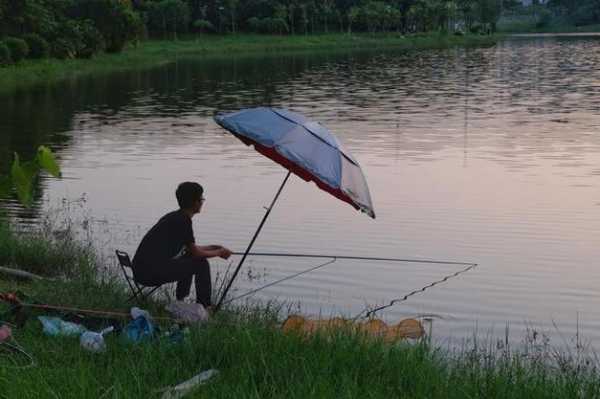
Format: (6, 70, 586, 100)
(0, 33, 500, 96)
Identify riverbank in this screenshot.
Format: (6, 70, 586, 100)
(498, 20, 600, 34)
(0, 218, 599, 398)
(0, 33, 500, 95)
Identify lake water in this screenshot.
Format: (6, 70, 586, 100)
(2, 35, 600, 348)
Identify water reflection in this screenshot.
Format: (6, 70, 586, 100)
(1, 36, 600, 346)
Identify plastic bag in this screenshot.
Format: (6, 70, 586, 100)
(38, 316, 87, 337)
(123, 307, 156, 343)
(165, 302, 209, 324)
(80, 326, 114, 353)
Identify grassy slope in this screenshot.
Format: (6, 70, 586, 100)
(1, 277, 599, 398)
(0, 33, 500, 95)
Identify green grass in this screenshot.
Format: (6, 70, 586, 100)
(0, 217, 95, 279)
(0, 33, 500, 96)
(1, 217, 599, 398)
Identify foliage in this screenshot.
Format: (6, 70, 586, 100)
(145, 0, 191, 39)
(0, 0, 513, 56)
(76, 19, 106, 58)
(70, 0, 142, 53)
(0, 146, 61, 207)
(0, 42, 11, 65)
(22, 33, 50, 59)
(4, 37, 30, 63)
(2, 0, 600, 48)
(193, 19, 216, 33)
(247, 16, 289, 34)
(51, 37, 78, 59)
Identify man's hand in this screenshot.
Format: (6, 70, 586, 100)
(219, 247, 233, 259)
(189, 244, 233, 259)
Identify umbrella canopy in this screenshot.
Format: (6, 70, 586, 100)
(214, 107, 375, 219)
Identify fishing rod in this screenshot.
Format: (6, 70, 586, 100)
(231, 252, 477, 267)
(0, 293, 176, 322)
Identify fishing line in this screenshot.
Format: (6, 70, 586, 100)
(223, 253, 478, 307)
(222, 258, 337, 305)
(358, 262, 478, 319)
(231, 252, 475, 266)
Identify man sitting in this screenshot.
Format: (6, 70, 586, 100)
(132, 182, 232, 308)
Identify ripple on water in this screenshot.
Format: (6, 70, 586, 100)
(2, 36, 600, 347)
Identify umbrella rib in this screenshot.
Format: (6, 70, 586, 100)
(270, 108, 358, 165)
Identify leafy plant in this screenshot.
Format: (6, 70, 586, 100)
(0, 146, 61, 207)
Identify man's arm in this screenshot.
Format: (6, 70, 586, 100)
(186, 243, 232, 259)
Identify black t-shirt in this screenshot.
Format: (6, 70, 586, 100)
(132, 209, 195, 268)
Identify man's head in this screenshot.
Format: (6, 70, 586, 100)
(176, 182, 205, 214)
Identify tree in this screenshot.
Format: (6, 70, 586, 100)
(146, 0, 190, 39)
(224, 0, 239, 33)
(72, 0, 142, 52)
(474, 0, 501, 31)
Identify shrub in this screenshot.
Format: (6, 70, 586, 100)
(193, 19, 215, 33)
(0, 42, 11, 65)
(51, 38, 78, 59)
(23, 33, 50, 59)
(4, 37, 30, 63)
(77, 20, 105, 58)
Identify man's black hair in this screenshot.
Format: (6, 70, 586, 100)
(176, 182, 204, 209)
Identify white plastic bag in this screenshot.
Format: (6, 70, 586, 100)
(80, 326, 114, 353)
(165, 302, 209, 324)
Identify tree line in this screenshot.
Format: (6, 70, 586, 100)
(544, 0, 600, 27)
(7, 0, 593, 67)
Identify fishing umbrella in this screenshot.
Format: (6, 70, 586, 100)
(213, 107, 375, 310)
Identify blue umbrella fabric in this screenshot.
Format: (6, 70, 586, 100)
(214, 107, 375, 219)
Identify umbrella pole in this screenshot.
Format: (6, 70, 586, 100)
(215, 170, 292, 312)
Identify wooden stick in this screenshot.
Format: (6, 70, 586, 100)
(0, 266, 51, 281)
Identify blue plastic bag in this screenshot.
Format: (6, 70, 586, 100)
(123, 308, 156, 343)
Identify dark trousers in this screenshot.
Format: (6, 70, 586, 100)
(134, 256, 212, 307)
